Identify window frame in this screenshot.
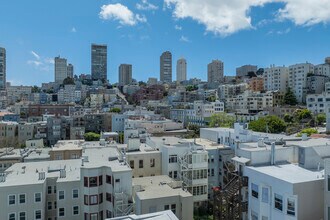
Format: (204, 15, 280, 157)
(34, 192, 42, 203)
(35, 210, 42, 220)
(8, 194, 16, 205)
(73, 206, 79, 216)
(58, 207, 65, 217)
(58, 190, 65, 200)
(72, 189, 79, 199)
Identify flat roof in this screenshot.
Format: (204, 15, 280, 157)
(109, 210, 178, 220)
(246, 163, 324, 184)
(133, 175, 192, 200)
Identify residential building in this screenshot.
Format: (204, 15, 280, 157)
(54, 56, 68, 84)
(306, 82, 330, 114)
(194, 100, 224, 118)
(263, 65, 288, 92)
(0, 47, 6, 90)
(236, 65, 257, 78)
(132, 176, 193, 220)
(288, 63, 314, 103)
(160, 51, 172, 83)
(208, 60, 224, 83)
(91, 44, 107, 82)
(147, 77, 157, 85)
(176, 57, 187, 82)
(6, 85, 32, 104)
(306, 74, 329, 94)
(109, 210, 179, 220)
(218, 83, 248, 100)
(248, 77, 264, 92)
(119, 64, 132, 86)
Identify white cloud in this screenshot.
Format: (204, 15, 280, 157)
(31, 51, 40, 60)
(71, 27, 77, 33)
(164, 0, 330, 36)
(136, 0, 158, 10)
(180, 35, 191, 42)
(99, 3, 147, 26)
(174, 25, 182, 30)
(278, 0, 330, 26)
(277, 27, 290, 35)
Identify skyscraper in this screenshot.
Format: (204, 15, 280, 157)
(54, 56, 68, 84)
(207, 60, 224, 83)
(0, 47, 6, 90)
(91, 44, 107, 82)
(118, 64, 132, 86)
(176, 57, 187, 82)
(160, 51, 172, 83)
(67, 63, 74, 78)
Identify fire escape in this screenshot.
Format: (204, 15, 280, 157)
(213, 173, 248, 220)
(114, 192, 134, 217)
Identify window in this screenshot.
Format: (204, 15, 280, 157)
(19, 212, 26, 220)
(84, 177, 88, 187)
(169, 155, 177, 163)
(99, 176, 103, 186)
(251, 211, 258, 220)
(171, 204, 176, 214)
(8, 213, 15, 220)
(106, 210, 112, 218)
(54, 201, 57, 209)
(328, 175, 330, 191)
(99, 193, 103, 204)
(89, 195, 98, 205)
(274, 193, 283, 211)
(19, 194, 26, 204)
(84, 195, 89, 205)
(106, 175, 112, 184)
(173, 171, 178, 179)
(106, 193, 112, 202)
(287, 198, 295, 216)
(73, 206, 79, 215)
(115, 179, 120, 183)
(35, 210, 41, 220)
(130, 160, 134, 168)
(58, 191, 64, 200)
(73, 189, 79, 199)
(90, 213, 98, 220)
(35, 192, 41, 202)
(59, 208, 65, 217)
(48, 186, 52, 194)
(251, 183, 258, 199)
(48, 201, 52, 210)
(150, 158, 155, 167)
(54, 186, 56, 194)
(261, 187, 269, 203)
(164, 205, 170, 210)
(89, 177, 98, 187)
(139, 160, 143, 168)
(8, 195, 16, 205)
(262, 216, 268, 220)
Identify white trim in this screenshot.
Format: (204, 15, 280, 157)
(19, 193, 27, 204)
(58, 190, 65, 200)
(72, 205, 79, 216)
(8, 212, 16, 220)
(58, 207, 65, 218)
(72, 189, 79, 199)
(34, 192, 42, 203)
(35, 210, 42, 220)
(8, 194, 16, 206)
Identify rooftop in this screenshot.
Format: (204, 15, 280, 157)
(109, 210, 178, 220)
(246, 163, 324, 184)
(133, 175, 192, 200)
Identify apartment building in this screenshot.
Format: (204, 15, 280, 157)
(109, 210, 179, 220)
(193, 100, 224, 118)
(306, 82, 330, 114)
(218, 83, 248, 100)
(288, 63, 314, 103)
(0, 141, 133, 220)
(263, 65, 288, 92)
(248, 77, 264, 92)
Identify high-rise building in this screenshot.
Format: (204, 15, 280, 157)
(91, 44, 107, 82)
(236, 65, 257, 77)
(176, 57, 187, 82)
(54, 56, 68, 84)
(119, 64, 132, 86)
(160, 51, 172, 83)
(263, 65, 288, 92)
(0, 47, 6, 90)
(67, 63, 74, 78)
(207, 60, 224, 83)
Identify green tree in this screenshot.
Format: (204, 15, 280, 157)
(32, 85, 41, 93)
(84, 132, 101, 141)
(63, 77, 75, 85)
(138, 81, 146, 87)
(109, 108, 121, 113)
(283, 114, 293, 123)
(209, 113, 235, 128)
(186, 85, 198, 91)
(249, 116, 287, 133)
(284, 88, 297, 105)
(316, 113, 326, 125)
(188, 124, 200, 138)
(297, 128, 318, 137)
(295, 109, 312, 121)
(206, 95, 216, 102)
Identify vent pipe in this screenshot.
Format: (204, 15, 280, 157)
(271, 142, 276, 165)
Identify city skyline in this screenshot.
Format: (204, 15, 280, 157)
(1, 0, 330, 86)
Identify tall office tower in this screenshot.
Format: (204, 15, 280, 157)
(118, 64, 132, 86)
(207, 60, 224, 83)
(91, 44, 107, 82)
(67, 63, 74, 78)
(160, 51, 172, 83)
(0, 47, 6, 90)
(54, 56, 68, 84)
(176, 57, 187, 82)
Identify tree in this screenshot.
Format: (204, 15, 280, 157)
(295, 109, 312, 121)
(32, 85, 40, 93)
(249, 116, 287, 133)
(63, 77, 75, 85)
(206, 95, 216, 102)
(109, 108, 121, 113)
(209, 113, 235, 128)
(316, 113, 326, 125)
(186, 85, 198, 92)
(284, 88, 297, 105)
(283, 114, 293, 123)
(84, 132, 100, 141)
(297, 128, 318, 137)
(138, 81, 146, 87)
(188, 124, 200, 138)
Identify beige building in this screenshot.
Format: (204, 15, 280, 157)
(49, 140, 83, 160)
(248, 77, 264, 92)
(133, 175, 193, 220)
(208, 60, 224, 83)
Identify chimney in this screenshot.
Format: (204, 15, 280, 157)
(81, 158, 84, 166)
(59, 169, 66, 178)
(0, 173, 6, 183)
(301, 133, 308, 141)
(271, 142, 276, 165)
(38, 172, 45, 180)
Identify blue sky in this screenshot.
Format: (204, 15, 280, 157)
(1, 0, 330, 86)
